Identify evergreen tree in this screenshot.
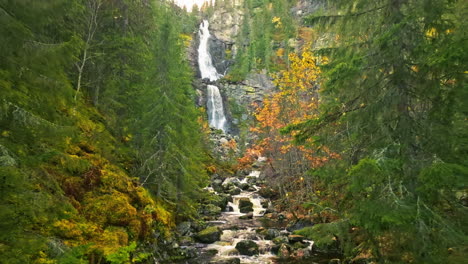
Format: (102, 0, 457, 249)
(290, 0, 467, 262)
(136, 6, 207, 217)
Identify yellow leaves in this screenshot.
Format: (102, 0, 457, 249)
(276, 48, 285, 57)
(425, 27, 437, 38)
(272, 16, 282, 28)
(1, 130, 10, 137)
(180, 33, 192, 48)
(53, 219, 83, 239)
(410, 65, 419, 73)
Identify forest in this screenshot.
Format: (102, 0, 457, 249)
(0, 0, 466, 263)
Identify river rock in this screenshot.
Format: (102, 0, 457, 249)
(195, 226, 221, 243)
(228, 187, 241, 195)
(258, 187, 278, 199)
(292, 247, 311, 259)
(286, 218, 314, 232)
(239, 212, 253, 219)
(239, 200, 253, 213)
(260, 228, 281, 240)
(202, 204, 222, 216)
(176, 221, 192, 236)
(179, 236, 194, 246)
(272, 236, 289, 245)
(288, 234, 306, 243)
(212, 258, 241, 264)
(235, 240, 259, 256)
(277, 243, 290, 259)
(239, 182, 250, 190)
(179, 246, 198, 258)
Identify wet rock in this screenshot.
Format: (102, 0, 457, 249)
(247, 186, 257, 192)
(210, 194, 229, 210)
(202, 204, 222, 216)
(292, 241, 307, 249)
(328, 259, 341, 264)
(260, 228, 281, 240)
(288, 234, 306, 243)
(176, 221, 192, 236)
(211, 258, 241, 264)
(272, 236, 289, 245)
(292, 247, 311, 259)
(258, 187, 278, 199)
(286, 218, 314, 232)
(179, 246, 198, 258)
(228, 187, 241, 195)
(260, 200, 269, 208)
(179, 236, 194, 246)
(195, 226, 221, 243)
(239, 182, 250, 190)
(224, 248, 240, 256)
(239, 212, 253, 219)
(277, 243, 291, 259)
(239, 200, 254, 213)
(235, 240, 259, 256)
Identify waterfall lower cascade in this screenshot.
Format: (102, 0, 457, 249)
(198, 20, 227, 132)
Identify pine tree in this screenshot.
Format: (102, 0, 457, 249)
(136, 6, 208, 217)
(289, 0, 467, 262)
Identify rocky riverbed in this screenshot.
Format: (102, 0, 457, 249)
(163, 156, 342, 264)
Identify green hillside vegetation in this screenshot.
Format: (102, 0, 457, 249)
(0, 0, 205, 263)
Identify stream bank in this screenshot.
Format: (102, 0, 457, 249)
(164, 154, 342, 264)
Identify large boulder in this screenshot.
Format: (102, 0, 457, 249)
(239, 199, 253, 213)
(202, 204, 222, 216)
(260, 228, 281, 240)
(195, 226, 221, 243)
(235, 240, 259, 256)
(176, 221, 192, 236)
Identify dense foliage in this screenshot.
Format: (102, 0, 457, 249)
(0, 0, 205, 263)
(282, 0, 467, 262)
(226, 0, 297, 81)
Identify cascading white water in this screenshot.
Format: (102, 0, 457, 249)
(198, 20, 222, 81)
(198, 20, 227, 132)
(207, 85, 227, 131)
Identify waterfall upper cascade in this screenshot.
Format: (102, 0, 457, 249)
(198, 20, 227, 132)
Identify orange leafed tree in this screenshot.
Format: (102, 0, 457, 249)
(241, 49, 337, 173)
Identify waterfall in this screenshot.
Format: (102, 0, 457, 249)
(207, 85, 227, 131)
(198, 20, 222, 81)
(198, 20, 227, 132)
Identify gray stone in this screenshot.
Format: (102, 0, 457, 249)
(176, 221, 192, 236)
(260, 228, 281, 240)
(235, 240, 259, 256)
(211, 258, 241, 264)
(202, 204, 222, 216)
(239, 212, 254, 219)
(195, 226, 221, 243)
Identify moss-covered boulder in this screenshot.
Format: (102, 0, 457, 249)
(293, 222, 342, 253)
(235, 240, 259, 256)
(239, 199, 253, 213)
(195, 226, 221, 243)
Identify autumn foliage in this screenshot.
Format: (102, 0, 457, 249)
(240, 49, 337, 171)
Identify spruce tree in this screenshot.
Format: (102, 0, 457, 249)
(290, 0, 467, 262)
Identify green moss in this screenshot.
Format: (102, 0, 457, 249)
(294, 222, 343, 249)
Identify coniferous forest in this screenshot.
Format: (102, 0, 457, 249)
(0, 0, 466, 263)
